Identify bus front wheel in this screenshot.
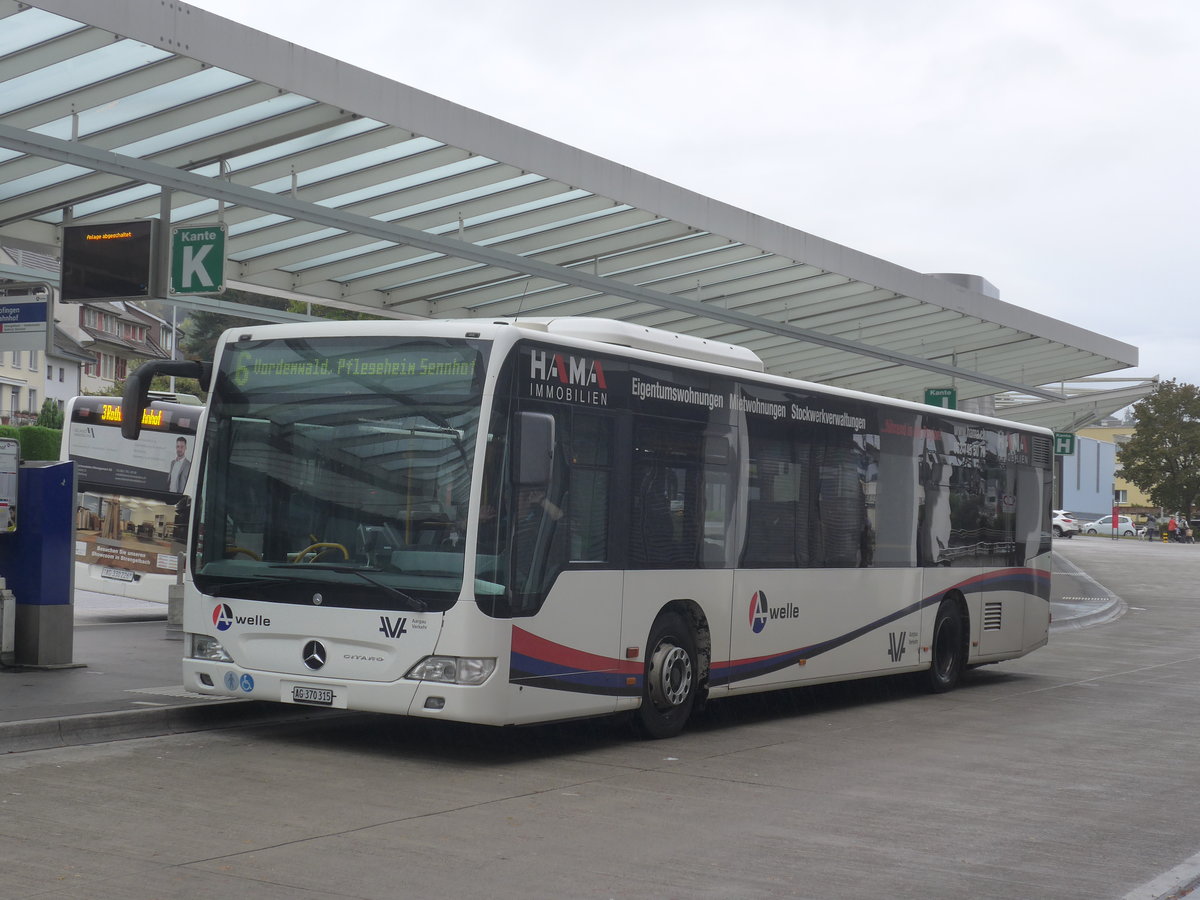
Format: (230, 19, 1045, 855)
(926, 598, 967, 693)
(634, 612, 698, 739)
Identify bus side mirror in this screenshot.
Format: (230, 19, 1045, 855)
(121, 360, 212, 440)
(515, 412, 555, 487)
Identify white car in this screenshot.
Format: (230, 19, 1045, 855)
(1052, 510, 1081, 538)
(1081, 515, 1139, 537)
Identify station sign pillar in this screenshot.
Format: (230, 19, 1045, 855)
(0, 461, 77, 667)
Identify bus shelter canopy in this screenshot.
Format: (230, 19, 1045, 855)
(0, 0, 1137, 405)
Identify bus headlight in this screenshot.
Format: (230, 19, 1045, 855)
(190, 633, 234, 663)
(406, 656, 496, 685)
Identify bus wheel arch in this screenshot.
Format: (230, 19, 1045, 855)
(925, 592, 969, 693)
(634, 602, 708, 739)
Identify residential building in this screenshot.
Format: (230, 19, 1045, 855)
(0, 347, 42, 425)
(58, 300, 174, 394)
(47, 326, 93, 411)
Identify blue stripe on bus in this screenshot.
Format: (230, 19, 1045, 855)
(510, 567, 1049, 696)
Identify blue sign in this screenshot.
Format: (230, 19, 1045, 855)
(0, 298, 49, 352)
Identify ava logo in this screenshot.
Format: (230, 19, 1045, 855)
(888, 631, 907, 663)
(749, 591, 769, 634)
(379, 616, 408, 639)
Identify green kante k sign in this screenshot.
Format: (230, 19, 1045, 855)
(1054, 432, 1076, 455)
(170, 224, 226, 296)
(924, 387, 957, 409)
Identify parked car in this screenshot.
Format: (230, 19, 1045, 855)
(1081, 515, 1139, 537)
(1052, 510, 1081, 538)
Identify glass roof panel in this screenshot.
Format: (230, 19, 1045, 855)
(228, 214, 291, 235)
(228, 226, 344, 261)
(355, 172, 546, 223)
(0, 9, 84, 57)
(31, 67, 253, 141)
(0, 162, 91, 202)
(72, 182, 162, 218)
(167, 197, 222, 222)
(0, 40, 173, 116)
(279, 174, 553, 274)
(334, 251, 445, 283)
(308, 155, 495, 208)
(468, 203, 633, 246)
(251, 137, 445, 196)
(519, 217, 675, 258)
(281, 239, 397, 273)
(450, 190, 595, 232)
(113, 93, 316, 158)
(276, 194, 623, 281)
(226, 118, 389, 171)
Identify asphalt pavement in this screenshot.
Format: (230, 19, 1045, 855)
(0, 546, 1130, 754)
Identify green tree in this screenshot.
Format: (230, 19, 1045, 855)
(36, 398, 64, 429)
(1117, 380, 1200, 513)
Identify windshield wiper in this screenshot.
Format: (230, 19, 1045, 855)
(268, 563, 428, 611)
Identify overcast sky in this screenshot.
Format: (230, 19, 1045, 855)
(188, 0, 1197, 388)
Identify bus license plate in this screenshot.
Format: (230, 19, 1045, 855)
(101, 567, 135, 582)
(292, 685, 334, 706)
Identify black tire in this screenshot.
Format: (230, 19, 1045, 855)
(926, 599, 966, 693)
(1052, 525, 1063, 537)
(634, 612, 698, 739)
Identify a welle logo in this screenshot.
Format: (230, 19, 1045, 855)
(211, 603, 271, 631)
(748, 590, 800, 635)
(528, 349, 609, 406)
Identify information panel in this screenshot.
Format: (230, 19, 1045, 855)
(60, 220, 156, 302)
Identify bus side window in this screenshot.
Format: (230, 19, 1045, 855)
(629, 421, 703, 569)
(566, 413, 612, 563)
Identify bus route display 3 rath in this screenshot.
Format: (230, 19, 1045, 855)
(122, 317, 1052, 739)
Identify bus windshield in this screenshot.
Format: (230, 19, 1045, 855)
(193, 335, 488, 611)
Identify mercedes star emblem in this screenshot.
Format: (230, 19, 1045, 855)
(302, 640, 327, 670)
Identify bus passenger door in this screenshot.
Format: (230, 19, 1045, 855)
(506, 408, 629, 720)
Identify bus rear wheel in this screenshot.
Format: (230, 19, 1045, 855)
(926, 598, 966, 693)
(634, 612, 698, 739)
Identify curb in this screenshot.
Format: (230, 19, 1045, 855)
(1050, 595, 1128, 633)
(0, 700, 342, 755)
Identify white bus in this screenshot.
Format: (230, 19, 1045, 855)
(122, 318, 1052, 738)
(63, 394, 199, 602)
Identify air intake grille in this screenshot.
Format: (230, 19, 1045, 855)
(983, 601, 1003, 631)
(1031, 435, 1053, 467)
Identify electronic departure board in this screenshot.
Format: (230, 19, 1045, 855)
(60, 220, 156, 302)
